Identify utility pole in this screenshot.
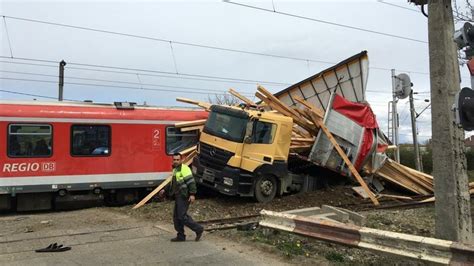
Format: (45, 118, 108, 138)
(391, 69, 400, 162)
(58, 60, 66, 101)
(409, 90, 422, 171)
(427, 0, 472, 243)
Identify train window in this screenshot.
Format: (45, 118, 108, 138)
(8, 124, 52, 157)
(166, 127, 199, 155)
(71, 125, 111, 156)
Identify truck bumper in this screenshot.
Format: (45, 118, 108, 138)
(192, 157, 254, 197)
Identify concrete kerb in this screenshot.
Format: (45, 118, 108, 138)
(259, 209, 474, 265)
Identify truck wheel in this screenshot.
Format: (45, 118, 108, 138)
(254, 175, 277, 203)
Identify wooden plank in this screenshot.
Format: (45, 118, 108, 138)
(378, 194, 413, 201)
(377, 171, 425, 194)
(291, 137, 315, 142)
(376, 166, 430, 195)
(180, 125, 203, 132)
(176, 97, 211, 110)
(132, 176, 172, 209)
(133, 153, 196, 209)
(257, 85, 301, 118)
(256, 92, 316, 134)
(383, 160, 433, 192)
(292, 125, 312, 138)
(305, 109, 379, 205)
(229, 88, 256, 107)
(352, 186, 369, 199)
(294, 97, 324, 119)
(179, 145, 197, 156)
(175, 119, 207, 128)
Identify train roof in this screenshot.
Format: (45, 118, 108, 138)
(0, 100, 208, 122)
(0, 100, 201, 111)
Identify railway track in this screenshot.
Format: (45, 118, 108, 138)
(196, 197, 439, 231)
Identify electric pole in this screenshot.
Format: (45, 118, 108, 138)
(58, 60, 66, 101)
(428, 0, 472, 243)
(409, 90, 422, 171)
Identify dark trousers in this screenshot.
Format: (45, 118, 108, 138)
(173, 195, 203, 239)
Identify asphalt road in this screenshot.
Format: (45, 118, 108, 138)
(0, 208, 288, 265)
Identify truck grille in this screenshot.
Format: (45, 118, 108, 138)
(199, 142, 234, 171)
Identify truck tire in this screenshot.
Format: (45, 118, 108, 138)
(254, 175, 277, 203)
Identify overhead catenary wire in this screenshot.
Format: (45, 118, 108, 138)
(223, 1, 428, 44)
(0, 89, 77, 101)
(0, 55, 291, 86)
(2, 16, 14, 58)
(376, 0, 420, 13)
(0, 77, 247, 96)
(0, 59, 287, 86)
(0, 15, 434, 75)
(0, 70, 256, 96)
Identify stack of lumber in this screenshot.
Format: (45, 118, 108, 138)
(375, 158, 434, 195)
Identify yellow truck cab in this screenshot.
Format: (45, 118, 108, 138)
(192, 104, 298, 202)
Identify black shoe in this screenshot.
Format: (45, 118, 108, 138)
(195, 230, 203, 242)
(170, 237, 186, 242)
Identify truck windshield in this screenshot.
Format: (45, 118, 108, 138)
(204, 109, 248, 142)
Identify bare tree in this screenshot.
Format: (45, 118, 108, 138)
(453, 0, 473, 22)
(207, 93, 240, 106)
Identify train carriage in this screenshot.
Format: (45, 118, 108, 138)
(0, 100, 207, 211)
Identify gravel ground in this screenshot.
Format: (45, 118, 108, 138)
(113, 185, 452, 265)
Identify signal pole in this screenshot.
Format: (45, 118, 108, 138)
(391, 69, 400, 162)
(409, 90, 422, 171)
(58, 60, 66, 101)
(427, 0, 472, 243)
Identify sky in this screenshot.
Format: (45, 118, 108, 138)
(0, 0, 472, 144)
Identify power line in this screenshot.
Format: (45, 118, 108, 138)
(0, 70, 255, 96)
(1, 15, 432, 74)
(377, 0, 420, 13)
(0, 59, 285, 86)
(0, 89, 76, 101)
(2, 16, 14, 58)
(0, 77, 245, 96)
(223, 1, 427, 44)
(0, 55, 290, 86)
(0, 15, 339, 65)
(0, 60, 58, 68)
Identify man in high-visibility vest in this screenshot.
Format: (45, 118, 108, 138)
(159, 153, 203, 242)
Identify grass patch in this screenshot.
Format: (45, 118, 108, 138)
(245, 229, 310, 258)
(325, 251, 344, 262)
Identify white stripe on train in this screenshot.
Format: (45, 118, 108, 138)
(0, 172, 170, 186)
(0, 117, 180, 125)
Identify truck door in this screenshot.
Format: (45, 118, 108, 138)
(240, 120, 277, 172)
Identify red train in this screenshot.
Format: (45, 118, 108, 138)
(0, 100, 207, 211)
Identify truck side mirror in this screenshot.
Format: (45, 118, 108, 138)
(244, 120, 254, 144)
(244, 136, 252, 144)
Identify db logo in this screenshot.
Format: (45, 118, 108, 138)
(42, 162, 55, 172)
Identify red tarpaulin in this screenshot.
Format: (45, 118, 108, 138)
(332, 95, 379, 170)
